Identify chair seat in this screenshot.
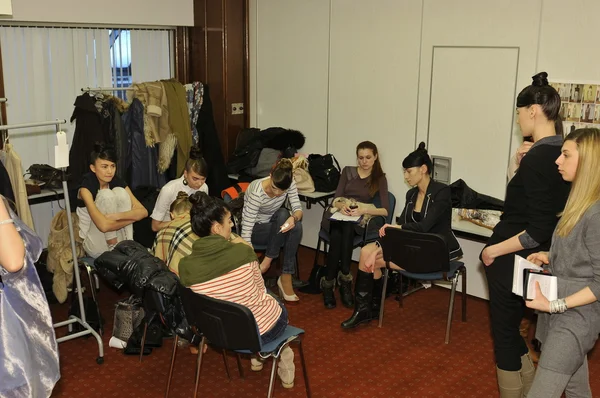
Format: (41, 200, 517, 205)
(236, 325, 305, 355)
(80, 257, 97, 269)
(398, 260, 464, 281)
(319, 228, 376, 247)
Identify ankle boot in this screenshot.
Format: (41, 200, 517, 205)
(520, 353, 535, 397)
(320, 277, 336, 309)
(496, 366, 523, 398)
(341, 270, 374, 329)
(370, 276, 384, 320)
(337, 271, 354, 308)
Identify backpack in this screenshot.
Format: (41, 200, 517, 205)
(308, 154, 341, 192)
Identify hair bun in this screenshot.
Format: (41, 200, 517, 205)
(532, 72, 549, 87)
(417, 141, 427, 151)
(189, 191, 209, 207)
(175, 191, 189, 201)
(189, 145, 203, 160)
(93, 142, 113, 153)
(277, 158, 293, 169)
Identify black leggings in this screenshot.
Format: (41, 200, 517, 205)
(325, 221, 357, 280)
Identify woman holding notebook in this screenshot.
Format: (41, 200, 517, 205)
(525, 128, 600, 398)
(480, 72, 571, 397)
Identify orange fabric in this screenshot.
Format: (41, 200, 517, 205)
(221, 183, 250, 200)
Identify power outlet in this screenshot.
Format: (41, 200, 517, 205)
(231, 103, 244, 115)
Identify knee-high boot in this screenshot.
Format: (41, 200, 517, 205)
(341, 270, 373, 329)
(520, 353, 535, 397)
(496, 367, 523, 398)
(370, 276, 384, 320)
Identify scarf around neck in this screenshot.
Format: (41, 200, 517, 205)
(178, 234, 257, 286)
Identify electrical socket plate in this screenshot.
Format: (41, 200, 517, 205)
(231, 103, 244, 115)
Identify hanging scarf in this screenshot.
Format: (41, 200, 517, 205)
(179, 234, 257, 286)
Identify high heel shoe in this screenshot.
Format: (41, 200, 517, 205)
(277, 276, 299, 302)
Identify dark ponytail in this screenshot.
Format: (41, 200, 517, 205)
(402, 142, 433, 175)
(90, 142, 117, 165)
(271, 158, 294, 190)
(189, 192, 229, 237)
(185, 145, 208, 177)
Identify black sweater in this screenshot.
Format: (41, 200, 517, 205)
(490, 136, 570, 251)
(398, 180, 463, 260)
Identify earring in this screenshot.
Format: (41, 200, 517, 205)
(183, 178, 188, 186)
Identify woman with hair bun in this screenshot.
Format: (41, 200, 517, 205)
(151, 146, 209, 232)
(241, 158, 304, 302)
(77, 143, 148, 258)
(179, 192, 296, 389)
(480, 72, 571, 397)
(340, 142, 462, 329)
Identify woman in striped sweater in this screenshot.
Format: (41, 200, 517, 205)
(179, 192, 295, 388)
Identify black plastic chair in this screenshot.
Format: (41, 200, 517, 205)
(172, 285, 311, 398)
(378, 228, 467, 344)
(312, 192, 396, 274)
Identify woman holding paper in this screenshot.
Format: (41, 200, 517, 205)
(320, 141, 389, 310)
(525, 128, 600, 398)
(480, 72, 571, 397)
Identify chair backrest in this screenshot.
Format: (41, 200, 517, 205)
(177, 284, 262, 352)
(380, 228, 449, 274)
(373, 191, 396, 224)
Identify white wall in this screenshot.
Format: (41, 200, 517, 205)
(249, 0, 600, 299)
(2, 0, 193, 26)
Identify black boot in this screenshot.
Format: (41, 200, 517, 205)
(337, 271, 354, 308)
(370, 276, 384, 320)
(320, 277, 336, 309)
(341, 270, 374, 329)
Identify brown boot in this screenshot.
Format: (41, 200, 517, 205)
(496, 367, 523, 398)
(520, 353, 535, 397)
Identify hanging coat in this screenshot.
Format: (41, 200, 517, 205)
(2, 144, 34, 229)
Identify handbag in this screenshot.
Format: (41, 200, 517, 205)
(307, 154, 341, 192)
(112, 296, 145, 342)
(26, 164, 66, 190)
(292, 156, 315, 193)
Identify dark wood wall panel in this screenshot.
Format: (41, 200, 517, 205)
(206, 31, 226, 154)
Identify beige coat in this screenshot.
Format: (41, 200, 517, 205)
(2, 143, 34, 230)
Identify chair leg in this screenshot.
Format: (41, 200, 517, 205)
(164, 335, 179, 398)
(445, 274, 459, 344)
(397, 273, 404, 308)
(267, 355, 279, 398)
(222, 349, 231, 380)
(86, 268, 103, 336)
(297, 340, 312, 398)
(313, 237, 322, 268)
(139, 321, 148, 363)
(461, 266, 467, 322)
(194, 336, 206, 398)
(378, 267, 389, 328)
(236, 353, 244, 378)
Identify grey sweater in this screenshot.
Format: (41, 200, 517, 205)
(536, 201, 600, 374)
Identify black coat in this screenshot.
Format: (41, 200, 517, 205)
(398, 180, 463, 260)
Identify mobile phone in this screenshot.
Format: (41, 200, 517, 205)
(523, 136, 534, 143)
(349, 205, 358, 210)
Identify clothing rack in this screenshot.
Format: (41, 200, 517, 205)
(0, 98, 6, 149)
(81, 86, 134, 92)
(0, 118, 104, 364)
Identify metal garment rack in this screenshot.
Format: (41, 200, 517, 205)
(81, 86, 134, 92)
(0, 118, 105, 364)
(0, 98, 7, 148)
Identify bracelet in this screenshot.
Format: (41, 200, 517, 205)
(0, 218, 14, 226)
(549, 298, 568, 314)
(293, 215, 300, 222)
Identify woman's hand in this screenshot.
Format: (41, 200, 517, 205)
(379, 224, 392, 237)
(516, 141, 534, 165)
(481, 246, 496, 266)
(349, 206, 366, 217)
(341, 205, 352, 216)
(527, 252, 550, 266)
(525, 282, 551, 312)
(280, 217, 295, 233)
(105, 213, 121, 221)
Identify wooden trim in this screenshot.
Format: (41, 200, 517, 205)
(243, 0, 249, 128)
(174, 27, 190, 83)
(0, 40, 6, 149)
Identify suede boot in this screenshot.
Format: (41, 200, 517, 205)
(320, 277, 336, 309)
(370, 276, 384, 320)
(520, 353, 535, 397)
(277, 346, 295, 388)
(341, 270, 374, 329)
(337, 271, 354, 308)
(496, 367, 523, 398)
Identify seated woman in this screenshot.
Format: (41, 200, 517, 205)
(526, 128, 600, 397)
(179, 192, 295, 388)
(151, 146, 209, 232)
(241, 158, 303, 302)
(320, 141, 389, 309)
(152, 191, 197, 275)
(341, 142, 462, 329)
(77, 144, 148, 258)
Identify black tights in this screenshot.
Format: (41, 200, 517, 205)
(326, 221, 356, 280)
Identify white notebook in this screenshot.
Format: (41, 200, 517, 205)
(329, 212, 362, 223)
(512, 255, 557, 301)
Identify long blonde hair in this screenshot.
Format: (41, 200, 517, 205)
(556, 128, 600, 237)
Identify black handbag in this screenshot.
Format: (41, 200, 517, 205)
(308, 154, 341, 192)
(26, 164, 66, 190)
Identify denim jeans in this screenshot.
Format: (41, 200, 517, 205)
(260, 303, 288, 346)
(251, 208, 302, 275)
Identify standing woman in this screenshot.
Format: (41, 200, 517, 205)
(480, 72, 570, 397)
(0, 195, 60, 397)
(320, 141, 389, 309)
(151, 146, 209, 232)
(526, 128, 600, 397)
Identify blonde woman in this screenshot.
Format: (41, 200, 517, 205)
(526, 128, 600, 397)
